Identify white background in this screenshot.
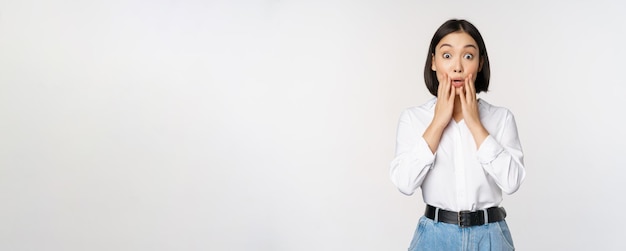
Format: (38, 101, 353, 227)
(1, 0, 625, 250)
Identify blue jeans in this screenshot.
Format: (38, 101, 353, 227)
(408, 216, 515, 251)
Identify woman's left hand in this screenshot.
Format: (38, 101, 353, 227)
(459, 74, 489, 148)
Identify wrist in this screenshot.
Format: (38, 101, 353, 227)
(468, 124, 489, 147)
(432, 116, 451, 129)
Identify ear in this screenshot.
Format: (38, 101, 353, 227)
(431, 54, 436, 71)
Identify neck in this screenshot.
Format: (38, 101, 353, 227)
(453, 96, 463, 122)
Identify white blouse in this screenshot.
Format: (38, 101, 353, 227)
(390, 98, 526, 212)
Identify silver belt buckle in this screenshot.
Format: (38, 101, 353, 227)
(458, 210, 470, 227)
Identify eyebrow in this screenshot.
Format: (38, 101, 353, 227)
(439, 44, 478, 49)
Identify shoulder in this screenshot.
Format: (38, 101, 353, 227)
(402, 98, 435, 115)
(478, 99, 516, 123)
(398, 98, 436, 125)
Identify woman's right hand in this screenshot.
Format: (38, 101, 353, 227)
(432, 73, 455, 128)
(422, 73, 455, 153)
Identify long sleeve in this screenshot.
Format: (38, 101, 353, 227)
(476, 110, 526, 194)
(390, 99, 524, 210)
(389, 110, 436, 196)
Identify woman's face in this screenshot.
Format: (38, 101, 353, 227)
(431, 31, 482, 95)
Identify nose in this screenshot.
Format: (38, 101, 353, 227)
(453, 58, 463, 73)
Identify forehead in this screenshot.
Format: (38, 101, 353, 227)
(436, 31, 478, 49)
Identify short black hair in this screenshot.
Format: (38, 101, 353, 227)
(424, 19, 490, 96)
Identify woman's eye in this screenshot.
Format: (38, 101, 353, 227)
(464, 54, 473, 60)
(443, 53, 451, 59)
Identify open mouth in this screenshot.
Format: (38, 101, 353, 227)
(452, 79, 464, 87)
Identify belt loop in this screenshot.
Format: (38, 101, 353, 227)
(482, 208, 488, 225)
(434, 207, 440, 223)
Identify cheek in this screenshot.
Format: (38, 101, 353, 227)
(434, 61, 449, 72)
(466, 64, 480, 76)
(432, 68, 443, 81)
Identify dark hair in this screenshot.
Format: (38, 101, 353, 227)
(424, 19, 490, 96)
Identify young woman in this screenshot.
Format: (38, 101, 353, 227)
(390, 19, 526, 250)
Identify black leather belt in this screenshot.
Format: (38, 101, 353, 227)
(425, 204, 506, 227)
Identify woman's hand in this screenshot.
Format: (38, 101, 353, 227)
(423, 73, 455, 153)
(432, 73, 455, 128)
(459, 73, 489, 148)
